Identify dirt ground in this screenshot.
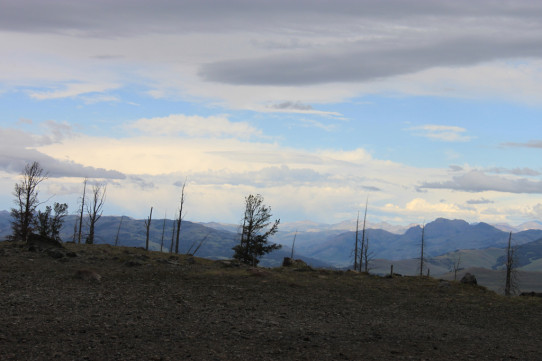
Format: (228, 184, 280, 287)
(1, 241, 542, 360)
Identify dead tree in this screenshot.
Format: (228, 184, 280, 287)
(452, 253, 461, 281)
(175, 181, 186, 254)
(191, 235, 209, 256)
(291, 230, 297, 259)
(359, 198, 368, 272)
(71, 216, 78, 243)
(77, 178, 87, 244)
(145, 206, 153, 251)
(363, 235, 371, 273)
(10, 161, 48, 243)
(504, 232, 519, 296)
(419, 222, 425, 277)
(160, 212, 167, 252)
(187, 234, 209, 256)
(86, 183, 106, 244)
(114, 216, 124, 247)
(354, 211, 359, 271)
(169, 218, 176, 253)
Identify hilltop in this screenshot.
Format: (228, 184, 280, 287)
(1, 241, 542, 360)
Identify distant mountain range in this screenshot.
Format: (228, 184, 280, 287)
(2, 210, 542, 273)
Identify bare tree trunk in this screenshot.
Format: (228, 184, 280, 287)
(175, 181, 186, 254)
(354, 211, 359, 271)
(359, 198, 368, 272)
(114, 216, 124, 247)
(145, 207, 153, 251)
(505, 232, 514, 296)
(419, 222, 425, 277)
(291, 230, 297, 259)
(160, 212, 167, 252)
(363, 236, 369, 272)
(78, 178, 87, 244)
(169, 218, 176, 253)
(453, 253, 461, 281)
(72, 216, 78, 243)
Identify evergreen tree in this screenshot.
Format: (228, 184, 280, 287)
(233, 194, 281, 266)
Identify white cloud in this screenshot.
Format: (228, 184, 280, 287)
(129, 114, 262, 139)
(28, 82, 120, 100)
(408, 124, 471, 142)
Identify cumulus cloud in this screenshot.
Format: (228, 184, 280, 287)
(408, 125, 471, 142)
(419, 170, 542, 194)
(129, 114, 262, 139)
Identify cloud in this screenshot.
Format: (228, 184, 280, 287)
(129, 114, 262, 139)
(408, 125, 471, 142)
(487, 167, 541, 176)
(0, 127, 125, 179)
(383, 198, 472, 219)
(4, 1, 542, 109)
(466, 198, 494, 205)
(270, 101, 313, 111)
(298, 119, 336, 132)
(28, 82, 120, 100)
(419, 170, 542, 194)
(449, 165, 464, 172)
(199, 35, 542, 86)
(502, 140, 542, 149)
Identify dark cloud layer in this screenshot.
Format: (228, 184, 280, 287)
(3, 1, 542, 35)
(3, 1, 542, 86)
(200, 37, 542, 86)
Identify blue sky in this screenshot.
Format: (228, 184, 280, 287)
(2, 0, 542, 226)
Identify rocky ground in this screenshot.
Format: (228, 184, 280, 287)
(1, 240, 542, 360)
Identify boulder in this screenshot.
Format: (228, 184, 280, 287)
(27, 233, 63, 251)
(460, 273, 477, 285)
(282, 257, 309, 268)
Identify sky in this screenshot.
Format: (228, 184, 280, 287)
(2, 0, 542, 226)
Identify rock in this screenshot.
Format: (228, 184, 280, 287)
(75, 270, 102, 282)
(27, 233, 63, 251)
(460, 273, 477, 285)
(282, 257, 295, 267)
(47, 248, 65, 259)
(125, 259, 146, 267)
(247, 268, 270, 277)
(282, 257, 311, 270)
(217, 260, 241, 268)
